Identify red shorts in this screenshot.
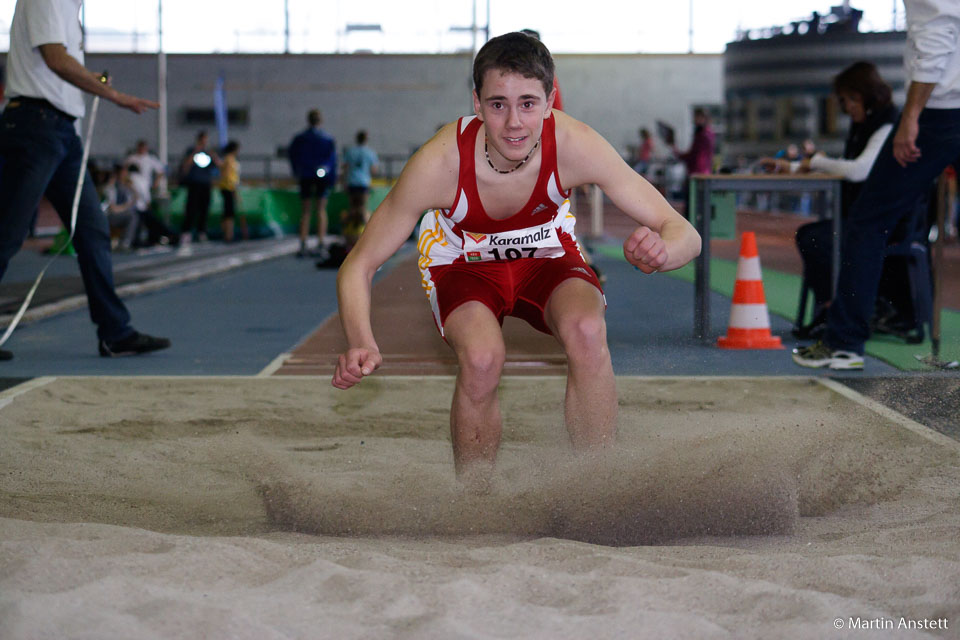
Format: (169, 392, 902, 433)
(423, 250, 604, 337)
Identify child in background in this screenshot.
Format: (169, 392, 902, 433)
(217, 141, 247, 242)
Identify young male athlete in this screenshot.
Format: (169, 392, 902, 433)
(332, 33, 701, 481)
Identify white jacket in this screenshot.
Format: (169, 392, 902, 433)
(905, 0, 960, 108)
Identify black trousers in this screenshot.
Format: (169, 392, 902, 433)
(182, 182, 211, 236)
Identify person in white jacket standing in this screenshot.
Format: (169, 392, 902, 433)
(793, 0, 960, 370)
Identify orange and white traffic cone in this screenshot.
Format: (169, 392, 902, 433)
(717, 231, 783, 349)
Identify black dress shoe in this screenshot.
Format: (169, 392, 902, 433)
(99, 331, 171, 357)
(0, 348, 12, 361)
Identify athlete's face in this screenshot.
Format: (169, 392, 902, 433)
(473, 69, 555, 165)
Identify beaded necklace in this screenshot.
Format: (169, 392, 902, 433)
(484, 137, 540, 174)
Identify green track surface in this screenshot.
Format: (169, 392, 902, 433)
(595, 244, 960, 371)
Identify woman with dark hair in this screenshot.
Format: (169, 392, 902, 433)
(762, 61, 898, 338)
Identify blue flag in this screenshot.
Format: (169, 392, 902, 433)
(214, 74, 228, 148)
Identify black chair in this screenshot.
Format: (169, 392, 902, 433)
(793, 204, 933, 343)
(871, 220, 932, 343)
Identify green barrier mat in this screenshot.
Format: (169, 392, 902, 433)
(596, 243, 960, 371)
(686, 187, 737, 240)
(158, 186, 390, 238)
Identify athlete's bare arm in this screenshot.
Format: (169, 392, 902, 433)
(554, 110, 701, 273)
(332, 124, 460, 389)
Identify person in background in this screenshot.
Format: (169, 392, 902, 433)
(315, 133, 377, 270)
(125, 163, 175, 249)
(671, 108, 715, 218)
(774, 142, 801, 163)
(793, 0, 960, 370)
(125, 139, 167, 215)
(124, 140, 174, 248)
(634, 127, 654, 175)
(178, 130, 219, 252)
(217, 140, 247, 242)
(0, 0, 169, 360)
(102, 163, 137, 251)
(289, 109, 337, 258)
(672, 108, 715, 178)
(342, 130, 379, 226)
(761, 61, 899, 339)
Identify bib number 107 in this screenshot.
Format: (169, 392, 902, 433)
(489, 247, 537, 260)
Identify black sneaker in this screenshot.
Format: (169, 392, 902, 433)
(99, 332, 171, 357)
(0, 348, 12, 361)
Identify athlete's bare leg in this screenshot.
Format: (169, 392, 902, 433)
(544, 278, 617, 450)
(442, 301, 507, 485)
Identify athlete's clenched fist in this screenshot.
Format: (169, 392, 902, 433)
(332, 347, 382, 389)
(623, 226, 668, 274)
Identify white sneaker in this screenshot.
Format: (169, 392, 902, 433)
(792, 341, 864, 370)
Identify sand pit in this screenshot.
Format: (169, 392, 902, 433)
(1, 376, 958, 638)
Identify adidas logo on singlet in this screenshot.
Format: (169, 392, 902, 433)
(531, 203, 548, 214)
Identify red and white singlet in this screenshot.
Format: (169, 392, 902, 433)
(417, 114, 584, 328)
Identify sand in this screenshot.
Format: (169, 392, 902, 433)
(0, 376, 958, 639)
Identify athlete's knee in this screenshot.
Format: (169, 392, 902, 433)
(556, 313, 608, 364)
(456, 342, 505, 395)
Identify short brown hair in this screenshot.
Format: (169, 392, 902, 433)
(833, 61, 892, 113)
(473, 32, 555, 98)
(308, 109, 323, 127)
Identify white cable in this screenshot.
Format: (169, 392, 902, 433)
(0, 95, 101, 348)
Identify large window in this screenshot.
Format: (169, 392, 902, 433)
(0, 1, 903, 55)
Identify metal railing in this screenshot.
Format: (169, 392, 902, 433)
(92, 151, 410, 189)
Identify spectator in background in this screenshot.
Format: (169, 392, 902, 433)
(633, 127, 653, 175)
(316, 131, 379, 270)
(672, 108, 715, 177)
(289, 109, 337, 258)
(793, 0, 960, 371)
(102, 163, 137, 251)
(178, 130, 219, 252)
(0, 0, 169, 360)
(342, 130, 379, 226)
(774, 142, 802, 163)
(217, 140, 246, 242)
(125, 139, 166, 213)
(125, 163, 175, 249)
(124, 140, 174, 248)
(761, 61, 899, 339)
(671, 108, 715, 216)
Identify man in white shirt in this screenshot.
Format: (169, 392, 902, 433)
(124, 140, 175, 247)
(793, 0, 960, 370)
(0, 0, 170, 360)
(125, 139, 168, 213)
